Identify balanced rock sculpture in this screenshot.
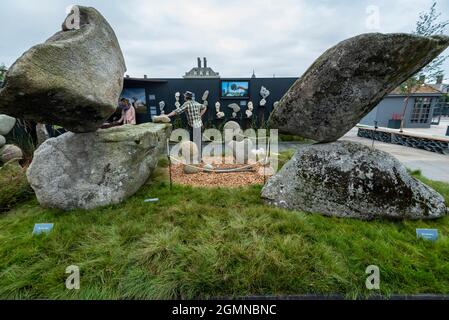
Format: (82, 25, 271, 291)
(0, 6, 126, 133)
(264, 32, 449, 220)
(269, 33, 449, 142)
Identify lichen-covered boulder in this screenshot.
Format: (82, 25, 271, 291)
(261, 141, 447, 220)
(0, 144, 23, 163)
(27, 123, 171, 210)
(269, 33, 449, 142)
(0, 6, 126, 133)
(0, 114, 16, 135)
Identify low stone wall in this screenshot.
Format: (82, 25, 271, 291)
(358, 127, 449, 155)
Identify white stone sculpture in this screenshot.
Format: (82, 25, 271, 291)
(228, 138, 253, 164)
(227, 104, 241, 119)
(202, 90, 209, 108)
(159, 101, 165, 114)
(175, 92, 181, 109)
(215, 102, 225, 119)
(246, 101, 254, 118)
(152, 115, 171, 123)
(228, 103, 240, 113)
(202, 90, 209, 102)
(223, 121, 244, 141)
(260, 86, 270, 99)
(259, 86, 270, 107)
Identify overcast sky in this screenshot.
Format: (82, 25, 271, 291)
(1, 0, 448, 82)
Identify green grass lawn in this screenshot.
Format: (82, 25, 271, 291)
(0, 154, 449, 299)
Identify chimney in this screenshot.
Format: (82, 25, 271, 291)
(197, 57, 202, 68)
(143, 74, 147, 79)
(436, 74, 444, 84)
(204, 57, 207, 68)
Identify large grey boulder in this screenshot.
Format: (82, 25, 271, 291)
(0, 6, 126, 133)
(0, 114, 16, 135)
(269, 33, 449, 142)
(27, 123, 171, 210)
(0, 135, 5, 148)
(261, 141, 447, 220)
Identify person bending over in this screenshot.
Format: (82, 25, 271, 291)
(115, 98, 136, 125)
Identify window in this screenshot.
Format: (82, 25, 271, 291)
(149, 106, 157, 116)
(410, 97, 432, 123)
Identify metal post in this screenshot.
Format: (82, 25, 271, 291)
(166, 138, 172, 190)
(264, 139, 271, 185)
(372, 121, 378, 148)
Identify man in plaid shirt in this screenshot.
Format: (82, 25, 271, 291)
(167, 91, 207, 163)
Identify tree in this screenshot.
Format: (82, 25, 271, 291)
(413, 1, 449, 81)
(398, 1, 449, 132)
(0, 63, 7, 82)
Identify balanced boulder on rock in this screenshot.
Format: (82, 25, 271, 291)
(0, 6, 126, 133)
(27, 123, 171, 210)
(261, 141, 447, 220)
(269, 33, 449, 142)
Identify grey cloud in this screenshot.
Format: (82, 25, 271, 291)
(0, 0, 448, 81)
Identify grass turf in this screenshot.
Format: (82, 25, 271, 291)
(0, 155, 448, 299)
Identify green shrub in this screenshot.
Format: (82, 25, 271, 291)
(0, 161, 34, 212)
(4, 120, 36, 165)
(276, 149, 296, 171)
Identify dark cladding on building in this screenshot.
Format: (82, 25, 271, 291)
(121, 58, 448, 130)
(121, 58, 297, 129)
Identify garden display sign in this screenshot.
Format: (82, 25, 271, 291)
(416, 229, 439, 242)
(32, 223, 54, 235)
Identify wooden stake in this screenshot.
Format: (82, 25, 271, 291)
(166, 139, 172, 190)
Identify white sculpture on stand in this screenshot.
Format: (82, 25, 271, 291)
(159, 101, 165, 115)
(202, 90, 209, 107)
(228, 103, 240, 119)
(215, 102, 225, 119)
(260, 86, 270, 107)
(175, 92, 181, 109)
(246, 101, 254, 118)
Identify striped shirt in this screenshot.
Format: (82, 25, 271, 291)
(175, 100, 206, 128)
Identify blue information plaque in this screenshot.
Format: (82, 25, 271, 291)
(32, 223, 54, 235)
(416, 229, 438, 242)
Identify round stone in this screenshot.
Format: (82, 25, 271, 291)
(0, 144, 23, 163)
(223, 121, 244, 142)
(183, 164, 200, 174)
(0, 114, 16, 136)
